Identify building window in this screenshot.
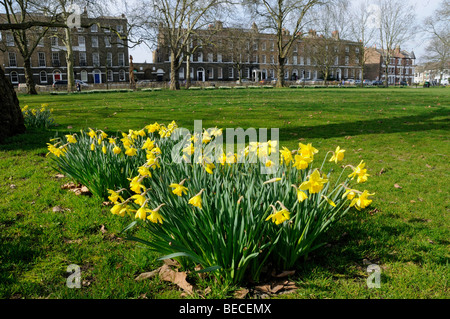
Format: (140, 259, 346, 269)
(228, 67, 234, 79)
(6, 33, 14, 46)
(52, 52, 60, 66)
(81, 70, 88, 82)
(117, 37, 124, 48)
(179, 67, 185, 80)
(261, 42, 266, 50)
(107, 69, 113, 82)
(355, 47, 360, 54)
(345, 56, 349, 65)
(293, 56, 297, 65)
(118, 53, 125, 66)
(218, 67, 223, 79)
(37, 52, 46, 67)
(270, 40, 274, 51)
(344, 68, 349, 78)
(9, 52, 17, 67)
(270, 55, 275, 64)
(345, 46, 349, 53)
(78, 36, 85, 47)
(79, 52, 87, 66)
(40, 71, 47, 83)
(335, 56, 339, 66)
(107, 52, 113, 67)
(208, 67, 214, 79)
(253, 41, 258, 51)
(92, 53, 100, 66)
(253, 55, 258, 63)
(197, 52, 203, 62)
(207, 53, 213, 62)
(119, 69, 126, 81)
(116, 25, 123, 33)
(262, 55, 266, 64)
(38, 37, 44, 47)
(51, 36, 58, 46)
(105, 36, 111, 47)
(91, 24, 98, 32)
(92, 36, 98, 48)
(217, 53, 222, 63)
(307, 57, 311, 66)
(355, 57, 359, 64)
(10, 71, 19, 83)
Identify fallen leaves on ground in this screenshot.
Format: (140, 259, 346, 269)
(61, 182, 91, 195)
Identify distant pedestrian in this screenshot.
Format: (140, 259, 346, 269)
(76, 82, 81, 92)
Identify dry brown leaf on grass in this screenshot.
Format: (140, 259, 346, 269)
(159, 264, 194, 295)
(54, 173, 65, 179)
(135, 268, 161, 281)
(233, 288, 249, 299)
(394, 183, 402, 189)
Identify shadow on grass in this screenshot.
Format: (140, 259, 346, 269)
(277, 107, 450, 142)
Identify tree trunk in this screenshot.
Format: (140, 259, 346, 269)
(64, 28, 75, 92)
(276, 58, 285, 88)
(0, 67, 26, 143)
(185, 55, 191, 89)
(169, 53, 180, 90)
(23, 57, 38, 95)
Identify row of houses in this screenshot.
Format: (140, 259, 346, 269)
(0, 10, 130, 86)
(1, 14, 417, 87)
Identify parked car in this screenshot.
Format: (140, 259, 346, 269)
(259, 78, 275, 85)
(236, 79, 252, 84)
(398, 80, 408, 86)
(52, 80, 68, 88)
(75, 80, 89, 87)
(363, 79, 373, 86)
(345, 79, 356, 85)
(372, 80, 384, 86)
(355, 80, 362, 85)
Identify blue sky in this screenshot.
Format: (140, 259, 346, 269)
(127, 0, 442, 63)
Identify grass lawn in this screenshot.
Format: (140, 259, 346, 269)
(1, 87, 449, 299)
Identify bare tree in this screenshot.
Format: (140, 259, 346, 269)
(349, 0, 377, 85)
(303, 1, 351, 85)
(135, 0, 225, 90)
(376, 0, 416, 87)
(423, 0, 449, 85)
(0, 0, 55, 94)
(246, 0, 324, 88)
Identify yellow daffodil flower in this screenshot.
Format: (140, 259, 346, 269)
(113, 146, 121, 154)
(169, 182, 188, 196)
(292, 154, 313, 170)
(102, 144, 107, 154)
(145, 122, 160, 133)
(349, 190, 375, 211)
(189, 190, 204, 209)
(135, 206, 150, 220)
(65, 135, 77, 144)
(297, 190, 308, 202)
(280, 147, 293, 165)
(299, 169, 328, 194)
(146, 203, 165, 224)
(142, 138, 155, 150)
(107, 190, 123, 204)
(299, 143, 318, 159)
(108, 137, 116, 144)
(131, 194, 147, 206)
(205, 163, 216, 174)
(88, 129, 96, 139)
(125, 147, 137, 156)
(329, 146, 345, 164)
(90, 143, 95, 151)
(265, 205, 290, 225)
(128, 176, 146, 194)
(138, 166, 152, 177)
(348, 160, 370, 183)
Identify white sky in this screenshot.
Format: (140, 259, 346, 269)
(126, 0, 442, 63)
